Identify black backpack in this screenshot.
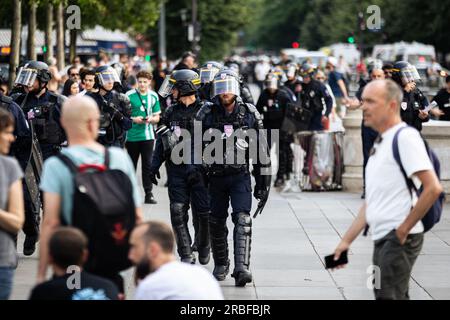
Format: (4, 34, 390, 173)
(57, 148, 136, 274)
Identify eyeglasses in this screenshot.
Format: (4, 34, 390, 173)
(369, 135, 383, 157)
(70, 73, 79, 77)
(316, 77, 325, 80)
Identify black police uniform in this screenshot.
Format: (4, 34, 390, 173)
(0, 95, 38, 241)
(433, 88, 450, 120)
(400, 88, 429, 131)
(10, 90, 65, 251)
(300, 79, 333, 131)
(150, 98, 211, 264)
(285, 78, 303, 103)
(195, 97, 271, 286)
(86, 90, 132, 148)
(256, 88, 293, 183)
(12, 91, 66, 160)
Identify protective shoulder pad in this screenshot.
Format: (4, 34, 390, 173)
(118, 92, 130, 103)
(48, 92, 67, 105)
(195, 102, 212, 121)
(245, 103, 263, 128)
(0, 94, 13, 104)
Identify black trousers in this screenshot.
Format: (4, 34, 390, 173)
(126, 140, 155, 194)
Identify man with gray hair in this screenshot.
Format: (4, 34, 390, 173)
(332, 79, 443, 300)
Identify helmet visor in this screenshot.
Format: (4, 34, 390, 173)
(264, 77, 279, 90)
(200, 65, 220, 84)
(158, 75, 175, 98)
(97, 69, 121, 86)
(400, 65, 421, 84)
(287, 65, 297, 78)
(212, 77, 240, 97)
(15, 67, 37, 87)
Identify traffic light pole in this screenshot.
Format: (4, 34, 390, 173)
(159, 1, 167, 61)
(191, 0, 199, 56)
(358, 12, 364, 58)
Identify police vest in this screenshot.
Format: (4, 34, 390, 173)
(301, 81, 324, 113)
(14, 92, 64, 145)
(206, 103, 250, 175)
(261, 93, 285, 122)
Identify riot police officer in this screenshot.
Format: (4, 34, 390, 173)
(284, 62, 303, 102)
(11, 60, 66, 255)
(195, 69, 271, 287)
(150, 69, 211, 265)
(12, 61, 66, 160)
(86, 66, 132, 147)
(256, 72, 294, 187)
(198, 61, 223, 102)
(391, 61, 429, 131)
(298, 63, 333, 131)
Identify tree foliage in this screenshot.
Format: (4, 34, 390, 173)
(245, 0, 450, 58)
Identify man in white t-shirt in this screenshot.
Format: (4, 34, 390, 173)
(332, 79, 443, 300)
(129, 221, 224, 300)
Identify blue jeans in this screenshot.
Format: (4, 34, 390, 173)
(0, 267, 14, 300)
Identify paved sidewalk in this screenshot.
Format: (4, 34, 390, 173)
(10, 177, 450, 299)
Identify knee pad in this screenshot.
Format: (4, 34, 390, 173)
(170, 203, 188, 226)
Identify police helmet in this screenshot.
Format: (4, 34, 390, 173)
(299, 62, 317, 78)
(158, 69, 201, 98)
(264, 72, 281, 90)
(285, 62, 299, 79)
(211, 69, 240, 98)
(15, 60, 52, 87)
(391, 61, 421, 85)
(95, 65, 121, 89)
(199, 61, 223, 84)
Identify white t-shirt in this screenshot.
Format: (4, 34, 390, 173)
(365, 122, 433, 241)
(134, 261, 224, 300)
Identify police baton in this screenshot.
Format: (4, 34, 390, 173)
(253, 188, 270, 219)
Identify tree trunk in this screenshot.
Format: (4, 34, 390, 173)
(27, 1, 37, 60)
(56, 2, 65, 70)
(8, 0, 22, 90)
(45, 2, 54, 62)
(69, 29, 77, 63)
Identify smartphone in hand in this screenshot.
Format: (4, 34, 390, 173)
(324, 250, 348, 269)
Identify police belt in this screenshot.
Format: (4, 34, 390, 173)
(207, 164, 249, 176)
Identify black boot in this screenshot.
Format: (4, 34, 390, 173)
(145, 192, 157, 204)
(274, 176, 285, 188)
(210, 216, 230, 281)
(197, 211, 211, 265)
(231, 212, 252, 287)
(170, 203, 195, 264)
(23, 235, 38, 256)
(191, 210, 200, 252)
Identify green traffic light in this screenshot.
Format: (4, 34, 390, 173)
(42, 46, 47, 53)
(347, 37, 355, 44)
(145, 55, 151, 62)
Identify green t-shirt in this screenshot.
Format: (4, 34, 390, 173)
(126, 89, 161, 141)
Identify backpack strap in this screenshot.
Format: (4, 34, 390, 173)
(104, 147, 110, 168)
(392, 126, 418, 196)
(56, 153, 78, 174)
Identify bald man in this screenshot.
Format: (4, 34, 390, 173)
(38, 95, 143, 293)
(333, 80, 442, 300)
